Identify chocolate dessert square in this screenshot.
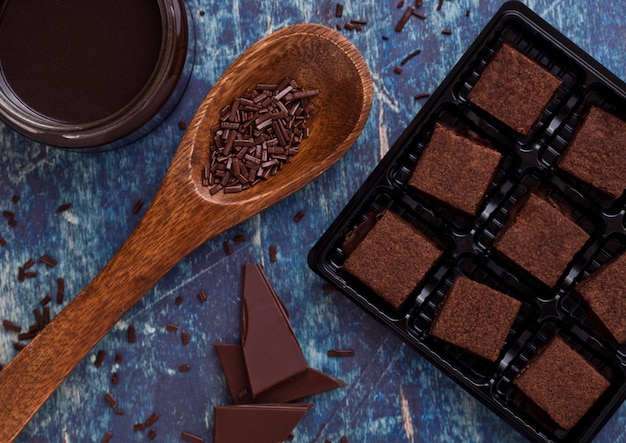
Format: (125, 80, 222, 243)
(577, 253, 626, 343)
(559, 106, 626, 199)
(495, 193, 588, 286)
(514, 336, 610, 430)
(408, 123, 502, 214)
(468, 43, 561, 134)
(430, 276, 521, 362)
(343, 210, 443, 310)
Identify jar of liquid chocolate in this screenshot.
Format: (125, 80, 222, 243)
(0, 0, 195, 151)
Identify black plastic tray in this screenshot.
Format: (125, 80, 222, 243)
(308, 2, 626, 442)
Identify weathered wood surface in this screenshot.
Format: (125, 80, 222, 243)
(0, 1, 624, 442)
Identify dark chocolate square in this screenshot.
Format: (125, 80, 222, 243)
(408, 123, 502, 214)
(560, 106, 626, 199)
(343, 210, 443, 310)
(514, 336, 609, 430)
(495, 194, 588, 286)
(430, 276, 521, 361)
(468, 43, 561, 134)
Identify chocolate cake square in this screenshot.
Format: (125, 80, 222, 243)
(495, 193, 588, 286)
(430, 276, 521, 361)
(468, 43, 561, 134)
(577, 253, 626, 343)
(559, 106, 626, 199)
(514, 336, 610, 430)
(408, 123, 502, 214)
(342, 210, 443, 310)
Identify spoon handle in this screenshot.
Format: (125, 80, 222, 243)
(0, 177, 215, 441)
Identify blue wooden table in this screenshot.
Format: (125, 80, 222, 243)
(1, 1, 625, 442)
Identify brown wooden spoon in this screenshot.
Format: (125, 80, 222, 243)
(0, 23, 372, 441)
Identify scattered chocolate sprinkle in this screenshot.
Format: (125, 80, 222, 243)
(465, 9, 471, 16)
(198, 290, 207, 303)
(39, 254, 57, 267)
(2, 210, 14, 219)
(127, 325, 136, 343)
(114, 409, 125, 416)
(175, 295, 184, 305)
(181, 331, 190, 345)
(199, 10, 205, 17)
(233, 234, 247, 244)
(166, 323, 179, 333)
(105, 393, 118, 409)
(327, 349, 355, 357)
(0, 236, 6, 247)
(102, 431, 113, 443)
(223, 240, 233, 256)
(145, 412, 160, 426)
(115, 353, 123, 364)
(39, 294, 52, 306)
(178, 120, 187, 130)
(24, 271, 37, 279)
(7, 218, 17, 227)
(341, 437, 349, 443)
(351, 19, 367, 25)
(436, 0, 444, 11)
(335, 3, 343, 17)
(414, 93, 430, 100)
(17, 267, 25, 282)
(397, 0, 405, 7)
(179, 363, 191, 372)
(382, 35, 389, 40)
(56, 203, 72, 213)
(3, 319, 22, 332)
(401, 49, 422, 65)
(13, 342, 26, 351)
(33, 308, 44, 330)
(111, 372, 119, 385)
(11, 195, 19, 204)
(181, 431, 205, 443)
(344, 22, 355, 31)
(293, 210, 305, 223)
(269, 245, 278, 263)
(394, 66, 403, 75)
(95, 350, 106, 367)
(442, 29, 452, 35)
(133, 423, 147, 432)
(148, 429, 157, 440)
(23, 258, 36, 269)
(57, 278, 65, 304)
(17, 331, 37, 341)
(43, 307, 50, 325)
(395, 7, 414, 32)
(131, 199, 145, 214)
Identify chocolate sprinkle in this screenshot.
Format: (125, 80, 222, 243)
(102, 431, 113, 443)
(395, 7, 414, 32)
(401, 49, 422, 65)
(181, 431, 205, 443)
(131, 199, 145, 214)
(181, 331, 190, 345)
(269, 245, 278, 263)
(56, 278, 65, 304)
(105, 393, 118, 409)
(335, 3, 343, 17)
(3, 319, 22, 332)
(179, 363, 191, 372)
(293, 210, 305, 223)
(127, 325, 136, 343)
(94, 350, 106, 367)
(327, 349, 355, 357)
(39, 254, 57, 267)
(198, 290, 207, 303)
(56, 203, 72, 213)
(223, 240, 233, 256)
(145, 412, 160, 426)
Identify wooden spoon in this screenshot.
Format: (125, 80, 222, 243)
(0, 23, 372, 441)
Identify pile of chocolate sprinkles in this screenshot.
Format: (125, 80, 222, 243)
(203, 78, 318, 195)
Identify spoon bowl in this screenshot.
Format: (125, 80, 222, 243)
(0, 23, 372, 441)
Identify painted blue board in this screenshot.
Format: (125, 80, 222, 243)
(1, 1, 625, 442)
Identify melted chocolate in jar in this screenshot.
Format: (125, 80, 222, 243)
(0, 0, 163, 124)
